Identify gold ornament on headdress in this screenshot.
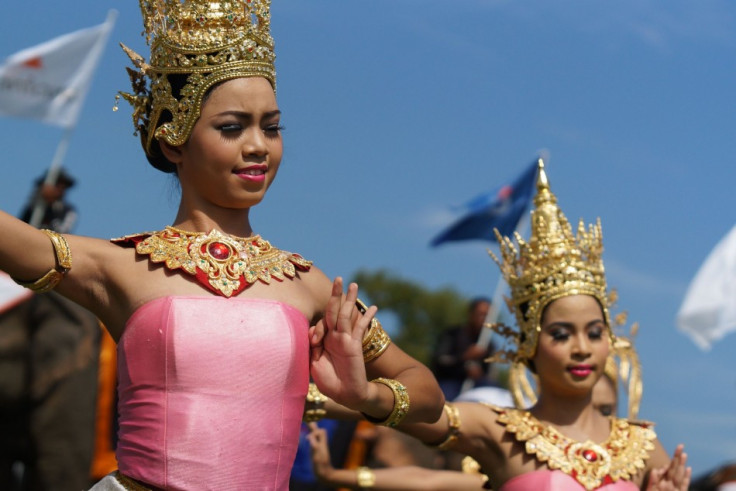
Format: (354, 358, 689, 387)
(488, 159, 613, 362)
(609, 331, 643, 420)
(117, 0, 276, 153)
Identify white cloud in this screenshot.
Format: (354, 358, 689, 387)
(605, 257, 689, 299)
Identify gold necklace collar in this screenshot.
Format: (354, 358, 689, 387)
(116, 227, 312, 297)
(491, 405, 655, 490)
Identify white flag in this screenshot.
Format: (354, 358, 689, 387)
(677, 224, 736, 350)
(0, 11, 116, 128)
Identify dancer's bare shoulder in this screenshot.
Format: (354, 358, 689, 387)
(53, 235, 159, 338)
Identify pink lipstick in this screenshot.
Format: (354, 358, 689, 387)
(568, 365, 594, 377)
(234, 165, 267, 182)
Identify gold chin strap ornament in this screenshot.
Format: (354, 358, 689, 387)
(609, 327, 643, 420)
(117, 0, 276, 155)
(487, 158, 618, 365)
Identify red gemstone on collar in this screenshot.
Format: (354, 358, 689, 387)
(582, 449, 598, 462)
(208, 242, 231, 260)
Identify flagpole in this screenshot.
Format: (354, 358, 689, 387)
(459, 182, 535, 394)
(23, 10, 117, 228)
(28, 126, 75, 227)
(431, 157, 539, 396)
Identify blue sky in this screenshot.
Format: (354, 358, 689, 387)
(1, 0, 734, 476)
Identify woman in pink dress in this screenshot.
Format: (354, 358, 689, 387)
(0, 1, 444, 489)
(391, 160, 691, 491)
(304, 343, 637, 490)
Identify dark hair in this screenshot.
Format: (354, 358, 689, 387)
(34, 167, 76, 188)
(468, 296, 491, 313)
(143, 132, 176, 174)
(143, 76, 226, 174)
(517, 300, 534, 371)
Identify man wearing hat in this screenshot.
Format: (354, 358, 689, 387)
(20, 167, 78, 233)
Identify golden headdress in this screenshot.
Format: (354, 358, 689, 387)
(489, 159, 614, 362)
(118, 0, 276, 154)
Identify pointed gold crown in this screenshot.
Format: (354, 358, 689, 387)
(118, 0, 275, 153)
(489, 159, 612, 360)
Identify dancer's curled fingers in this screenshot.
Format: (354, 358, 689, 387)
(309, 320, 326, 362)
(336, 282, 374, 336)
(353, 301, 378, 341)
(647, 445, 691, 491)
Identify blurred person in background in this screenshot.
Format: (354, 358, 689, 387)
(0, 169, 100, 491)
(430, 297, 497, 401)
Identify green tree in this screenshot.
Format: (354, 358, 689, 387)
(351, 269, 469, 365)
(352, 269, 511, 390)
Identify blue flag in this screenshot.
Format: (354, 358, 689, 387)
(430, 161, 538, 246)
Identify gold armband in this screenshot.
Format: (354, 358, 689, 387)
(303, 382, 327, 422)
(356, 298, 391, 363)
(363, 378, 410, 428)
(13, 229, 72, 293)
(356, 466, 376, 489)
(427, 403, 461, 450)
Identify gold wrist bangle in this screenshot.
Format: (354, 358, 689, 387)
(13, 229, 72, 293)
(460, 456, 490, 487)
(303, 408, 326, 423)
(362, 318, 391, 362)
(428, 403, 461, 450)
(357, 299, 391, 363)
(356, 466, 376, 489)
(363, 378, 410, 428)
(304, 382, 327, 422)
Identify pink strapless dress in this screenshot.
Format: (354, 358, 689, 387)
(500, 470, 638, 490)
(115, 296, 310, 490)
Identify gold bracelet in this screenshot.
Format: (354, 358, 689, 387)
(303, 382, 327, 422)
(356, 466, 376, 489)
(427, 403, 461, 450)
(364, 378, 410, 428)
(356, 299, 391, 362)
(362, 318, 391, 362)
(14, 229, 72, 293)
(303, 408, 326, 423)
(460, 456, 490, 486)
